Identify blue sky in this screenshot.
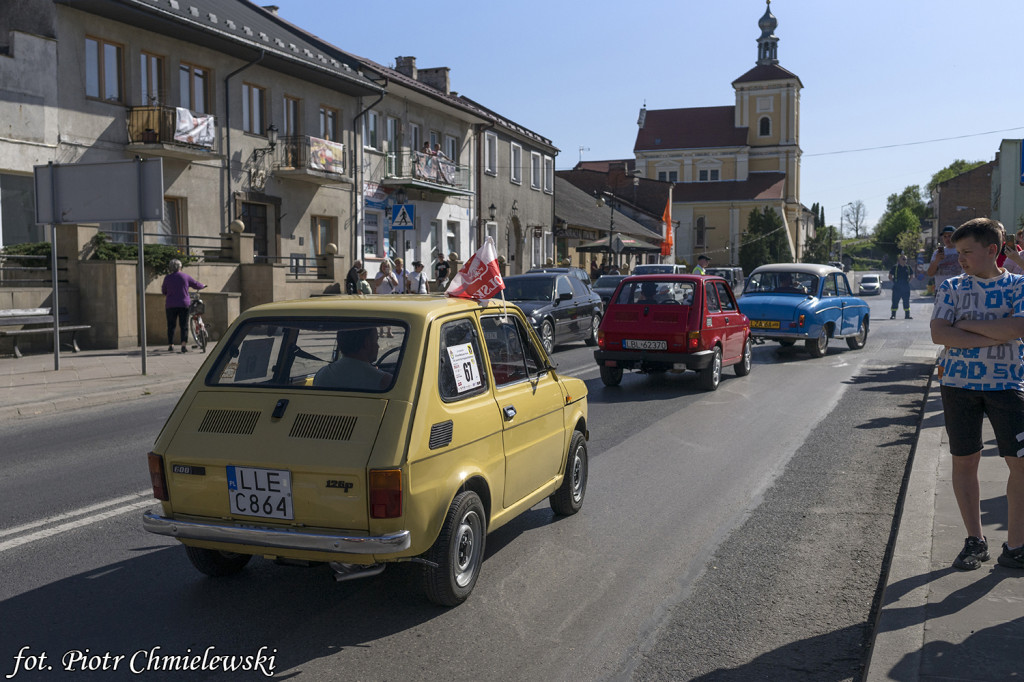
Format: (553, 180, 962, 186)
(273, 0, 1024, 233)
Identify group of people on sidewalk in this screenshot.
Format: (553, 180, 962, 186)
(342, 253, 451, 296)
(930, 217, 1024, 572)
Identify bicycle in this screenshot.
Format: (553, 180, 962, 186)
(188, 292, 209, 353)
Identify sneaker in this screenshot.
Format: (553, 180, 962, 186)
(167, 345, 174, 352)
(181, 346, 188, 353)
(998, 543, 1024, 569)
(953, 536, 989, 570)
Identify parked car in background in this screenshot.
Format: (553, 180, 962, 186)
(503, 272, 603, 354)
(632, 263, 687, 275)
(527, 266, 592, 288)
(859, 273, 882, 296)
(738, 263, 870, 357)
(592, 274, 628, 305)
(705, 266, 745, 292)
(594, 274, 751, 391)
(142, 296, 589, 606)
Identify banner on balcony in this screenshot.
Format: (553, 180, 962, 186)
(174, 108, 215, 147)
(309, 137, 344, 174)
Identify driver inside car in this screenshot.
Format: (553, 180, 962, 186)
(313, 326, 393, 390)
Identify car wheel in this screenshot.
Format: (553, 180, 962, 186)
(778, 339, 796, 347)
(550, 431, 588, 516)
(734, 337, 752, 377)
(423, 491, 486, 607)
(846, 318, 869, 350)
(699, 346, 722, 391)
(540, 319, 555, 355)
(584, 314, 600, 346)
(806, 328, 829, 357)
(599, 364, 623, 387)
(185, 546, 252, 577)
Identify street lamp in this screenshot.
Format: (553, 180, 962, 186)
(596, 191, 615, 269)
(488, 203, 497, 221)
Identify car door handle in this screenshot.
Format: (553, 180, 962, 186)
(503, 405, 517, 421)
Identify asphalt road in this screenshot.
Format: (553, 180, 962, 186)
(0, 284, 935, 681)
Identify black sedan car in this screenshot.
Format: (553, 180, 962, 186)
(502, 272, 603, 354)
(592, 274, 627, 305)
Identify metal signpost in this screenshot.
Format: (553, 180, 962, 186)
(34, 158, 164, 373)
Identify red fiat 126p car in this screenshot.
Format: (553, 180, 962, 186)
(593, 274, 752, 391)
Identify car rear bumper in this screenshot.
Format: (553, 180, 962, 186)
(142, 509, 411, 555)
(594, 348, 715, 370)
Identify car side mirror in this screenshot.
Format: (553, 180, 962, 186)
(559, 292, 573, 302)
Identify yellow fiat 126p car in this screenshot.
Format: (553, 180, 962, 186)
(143, 295, 589, 606)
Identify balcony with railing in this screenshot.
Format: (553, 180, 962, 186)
(384, 151, 472, 196)
(272, 135, 348, 185)
(127, 105, 220, 160)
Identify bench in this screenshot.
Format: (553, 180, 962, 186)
(0, 308, 92, 358)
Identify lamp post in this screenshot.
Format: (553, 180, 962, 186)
(596, 191, 615, 270)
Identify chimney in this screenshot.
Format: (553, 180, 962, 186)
(395, 56, 417, 79)
(418, 66, 450, 95)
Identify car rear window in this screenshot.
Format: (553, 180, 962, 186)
(614, 280, 694, 305)
(745, 271, 819, 295)
(206, 317, 407, 392)
(504, 277, 554, 301)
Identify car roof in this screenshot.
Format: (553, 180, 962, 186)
(621, 274, 724, 282)
(505, 272, 560, 280)
(238, 294, 514, 324)
(748, 263, 842, 277)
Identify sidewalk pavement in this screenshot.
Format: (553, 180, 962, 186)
(0, 346, 1021, 679)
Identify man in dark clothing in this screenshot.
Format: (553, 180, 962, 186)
(345, 259, 362, 294)
(434, 253, 450, 287)
(889, 254, 914, 319)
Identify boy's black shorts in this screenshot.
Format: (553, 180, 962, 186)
(940, 385, 1024, 458)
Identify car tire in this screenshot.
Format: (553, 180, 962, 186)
(550, 431, 588, 516)
(846, 318, 869, 350)
(185, 546, 252, 577)
(734, 337, 752, 377)
(540, 319, 555, 355)
(806, 328, 829, 358)
(699, 346, 722, 391)
(599, 364, 623, 387)
(423, 490, 486, 607)
(584, 314, 600, 346)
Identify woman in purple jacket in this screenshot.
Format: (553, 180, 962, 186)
(161, 259, 205, 352)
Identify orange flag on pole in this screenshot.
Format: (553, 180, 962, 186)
(660, 199, 673, 256)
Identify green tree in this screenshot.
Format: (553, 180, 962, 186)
(739, 207, 791, 272)
(875, 186, 930, 260)
(802, 223, 833, 264)
(890, 208, 922, 257)
(928, 159, 986, 194)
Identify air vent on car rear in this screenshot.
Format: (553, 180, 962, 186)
(288, 413, 357, 441)
(429, 420, 453, 450)
(197, 409, 261, 435)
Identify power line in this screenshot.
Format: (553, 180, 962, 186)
(805, 126, 1024, 158)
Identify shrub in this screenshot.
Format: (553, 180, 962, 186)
(89, 232, 198, 275)
(1, 241, 51, 267)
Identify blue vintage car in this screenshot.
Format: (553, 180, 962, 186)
(738, 263, 870, 357)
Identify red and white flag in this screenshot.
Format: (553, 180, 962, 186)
(446, 237, 505, 299)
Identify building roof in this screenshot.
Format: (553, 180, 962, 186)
(457, 95, 556, 152)
(732, 63, 803, 87)
(554, 178, 658, 242)
(671, 173, 786, 203)
(634, 106, 747, 152)
(573, 159, 635, 174)
(557, 169, 671, 223)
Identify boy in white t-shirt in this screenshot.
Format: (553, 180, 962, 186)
(931, 218, 1024, 571)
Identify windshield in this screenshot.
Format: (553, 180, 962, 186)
(633, 265, 675, 275)
(595, 276, 623, 288)
(744, 271, 819, 295)
(503, 277, 554, 301)
(207, 317, 407, 392)
(862, 275, 879, 283)
(614, 280, 695, 305)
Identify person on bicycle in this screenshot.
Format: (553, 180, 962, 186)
(161, 258, 205, 353)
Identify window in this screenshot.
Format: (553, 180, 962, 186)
(179, 62, 211, 114)
(759, 116, 771, 137)
(695, 216, 706, 248)
(311, 216, 332, 255)
(410, 123, 421, 154)
(157, 197, 184, 247)
(444, 135, 458, 162)
(705, 283, 721, 312)
(530, 152, 542, 190)
(510, 143, 522, 184)
(481, 315, 543, 386)
(484, 132, 497, 175)
(364, 212, 380, 257)
(835, 274, 849, 296)
(438, 318, 488, 401)
(714, 282, 736, 311)
(697, 169, 720, 182)
(364, 111, 379, 149)
(543, 156, 554, 193)
(658, 170, 679, 182)
(0, 173, 41, 245)
(283, 96, 300, 136)
(446, 220, 460, 256)
(386, 117, 399, 151)
(139, 52, 164, 104)
(823, 274, 838, 297)
(241, 83, 265, 134)
(85, 37, 123, 102)
(431, 220, 442, 260)
(429, 130, 440, 150)
(319, 106, 338, 141)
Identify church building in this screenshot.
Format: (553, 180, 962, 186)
(633, 1, 808, 264)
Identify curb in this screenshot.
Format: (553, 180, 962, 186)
(0, 377, 191, 421)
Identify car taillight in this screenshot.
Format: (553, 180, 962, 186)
(687, 331, 700, 351)
(597, 329, 605, 349)
(148, 452, 168, 501)
(369, 469, 402, 518)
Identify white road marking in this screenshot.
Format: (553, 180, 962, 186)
(0, 493, 154, 553)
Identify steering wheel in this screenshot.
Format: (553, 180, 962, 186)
(375, 346, 401, 369)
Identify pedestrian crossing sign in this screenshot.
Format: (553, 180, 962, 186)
(392, 203, 415, 229)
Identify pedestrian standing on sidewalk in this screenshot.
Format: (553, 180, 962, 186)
(926, 225, 962, 298)
(888, 254, 913, 319)
(408, 261, 429, 294)
(930, 217, 1024, 571)
(161, 259, 205, 353)
(692, 254, 710, 275)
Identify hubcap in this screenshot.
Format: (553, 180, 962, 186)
(542, 323, 554, 352)
(744, 341, 751, 369)
(454, 511, 481, 587)
(571, 447, 586, 502)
